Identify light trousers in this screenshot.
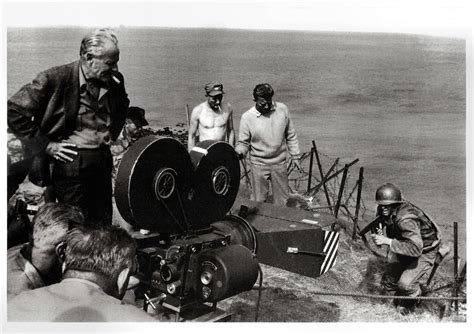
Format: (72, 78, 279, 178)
(250, 162, 289, 206)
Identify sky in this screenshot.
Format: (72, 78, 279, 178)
(1, 0, 473, 39)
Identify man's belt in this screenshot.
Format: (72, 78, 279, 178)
(75, 145, 111, 152)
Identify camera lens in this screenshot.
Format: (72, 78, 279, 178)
(167, 281, 181, 294)
(200, 271, 213, 285)
(160, 265, 174, 282)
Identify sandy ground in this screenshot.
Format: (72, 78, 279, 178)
(217, 218, 466, 323)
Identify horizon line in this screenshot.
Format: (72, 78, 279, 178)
(6, 25, 466, 41)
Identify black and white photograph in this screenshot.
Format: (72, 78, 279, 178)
(1, 0, 471, 330)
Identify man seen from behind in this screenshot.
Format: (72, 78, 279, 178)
(7, 203, 84, 299)
(8, 225, 155, 322)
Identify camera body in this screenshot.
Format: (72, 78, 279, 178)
(115, 137, 258, 313)
(7, 198, 38, 249)
(135, 230, 257, 308)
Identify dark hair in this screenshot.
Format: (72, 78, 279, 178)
(253, 83, 274, 100)
(63, 225, 136, 279)
(32, 203, 84, 248)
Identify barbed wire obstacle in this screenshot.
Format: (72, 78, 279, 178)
(293, 150, 365, 210)
(239, 145, 371, 228)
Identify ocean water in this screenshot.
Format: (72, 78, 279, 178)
(7, 27, 466, 254)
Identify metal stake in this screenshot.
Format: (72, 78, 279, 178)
(185, 104, 190, 126)
(312, 140, 332, 211)
(334, 164, 349, 219)
(453, 221, 459, 314)
(353, 167, 364, 240)
(241, 159, 252, 190)
(307, 147, 314, 193)
(308, 157, 339, 196)
(311, 158, 359, 195)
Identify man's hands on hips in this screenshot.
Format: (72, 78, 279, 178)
(371, 234, 392, 247)
(45, 142, 78, 163)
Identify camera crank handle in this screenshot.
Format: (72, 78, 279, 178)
(144, 293, 167, 311)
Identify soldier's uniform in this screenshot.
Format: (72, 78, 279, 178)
(381, 201, 441, 300)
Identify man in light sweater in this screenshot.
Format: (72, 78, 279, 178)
(7, 203, 84, 299)
(235, 83, 301, 206)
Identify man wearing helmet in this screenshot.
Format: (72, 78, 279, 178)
(371, 183, 442, 314)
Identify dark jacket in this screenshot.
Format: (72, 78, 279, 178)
(386, 201, 441, 258)
(7, 60, 130, 158)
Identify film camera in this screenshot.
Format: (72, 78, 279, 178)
(115, 136, 259, 318)
(7, 199, 39, 249)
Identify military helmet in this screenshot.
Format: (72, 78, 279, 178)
(375, 183, 404, 205)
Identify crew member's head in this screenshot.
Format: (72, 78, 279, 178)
(63, 225, 137, 300)
(31, 203, 84, 280)
(125, 106, 149, 137)
(253, 83, 275, 114)
(80, 28, 120, 84)
(375, 183, 404, 217)
(205, 82, 224, 111)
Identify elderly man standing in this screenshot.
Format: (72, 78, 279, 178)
(188, 82, 235, 150)
(8, 225, 156, 322)
(7, 28, 130, 226)
(235, 83, 300, 206)
(7, 203, 84, 299)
